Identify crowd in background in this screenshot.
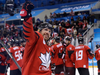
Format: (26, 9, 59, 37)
(37, 11, 95, 42)
(0, 23, 24, 48)
(0, 7, 96, 48)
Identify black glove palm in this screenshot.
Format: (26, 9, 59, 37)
(20, 1, 34, 18)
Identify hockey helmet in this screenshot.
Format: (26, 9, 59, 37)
(78, 36, 84, 44)
(96, 44, 100, 49)
(64, 36, 71, 42)
(38, 22, 53, 31)
(55, 37, 60, 43)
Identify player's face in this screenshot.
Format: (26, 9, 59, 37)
(41, 28, 51, 41)
(65, 40, 69, 45)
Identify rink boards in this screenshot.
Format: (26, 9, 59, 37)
(89, 57, 97, 68)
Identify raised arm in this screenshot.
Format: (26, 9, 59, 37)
(20, 1, 38, 45)
(23, 17, 38, 45)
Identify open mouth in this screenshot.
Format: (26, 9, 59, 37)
(44, 34, 49, 38)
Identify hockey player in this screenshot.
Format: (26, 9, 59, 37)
(51, 37, 64, 75)
(95, 44, 100, 75)
(63, 36, 75, 75)
(8, 40, 22, 75)
(20, 1, 52, 75)
(0, 44, 8, 75)
(71, 36, 94, 75)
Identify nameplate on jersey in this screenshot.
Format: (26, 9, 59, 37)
(75, 46, 84, 49)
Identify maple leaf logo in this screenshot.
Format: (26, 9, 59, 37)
(39, 52, 51, 68)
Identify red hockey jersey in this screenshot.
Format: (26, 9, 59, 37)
(51, 43, 63, 65)
(0, 47, 7, 66)
(95, 48, 100, 61)
(71, 45, 93, 68)
(22, 17, 51, 75)
(64, 44, 75, 67)
(8, 46, 23, 70)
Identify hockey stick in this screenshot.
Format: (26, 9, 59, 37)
(90, 37, 94, 75)
(92, 58, 94, 75)
(0, 40, 22, 72)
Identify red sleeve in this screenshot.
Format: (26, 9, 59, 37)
(0, 54, 6, 61)
(23, 17, 38, 45)
(95, 50, 98, 60)
(85, 46, 93, 59)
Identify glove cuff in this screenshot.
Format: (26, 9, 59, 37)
(20, 9, 32, 19)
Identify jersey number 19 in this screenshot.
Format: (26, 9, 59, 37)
(76, 50, 83, 61)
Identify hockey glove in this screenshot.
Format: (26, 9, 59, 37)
(20, 1, 34, 19)
(51, 63, 56, 71)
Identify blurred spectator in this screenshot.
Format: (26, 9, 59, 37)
(83, 16, 86, 21)
(50, 13, 53, 18)
(78, 20, 83, 28)
(54, 19, 58, 25)
(37, 17, 41, 22)
(3, 28, 7, 38)
(82, 20, 88, 32)
(16, 8, 19, 13)
(35, 20, 41, 27)
(70, 21, 74, 28)
(44, 15, 48, 22)
(61, 20, 65, 28)
(67, 19, 70, 24)
(72, 28, 77, 38)
(56, 13, 61, 17)
(70, 9, 74, 16)
(65, 21, 70, 28)
(53, 12, 57, 18)
(49, 0, 55, 5)
(11, 23, 15, 28)
(49, 19, 53, 24)
(71, 17, 74, 21)
(77, 16, 81, 21)
(77, 11, 81, 15)
(63, 12, 67, 17)
(86, 15, 90, 24)
(53, 23, 58, 33)
(77, 32, 82, 38)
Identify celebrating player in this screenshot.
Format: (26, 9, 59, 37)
(8, 40, 22, 75)
(95, 44, 100, 75)
(71, 36, 94, 75)
(20, 1, 53, 75)
(51, 37, 64, 75)
(63, 36, 75, 75)
(0, 44, 8, 75)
